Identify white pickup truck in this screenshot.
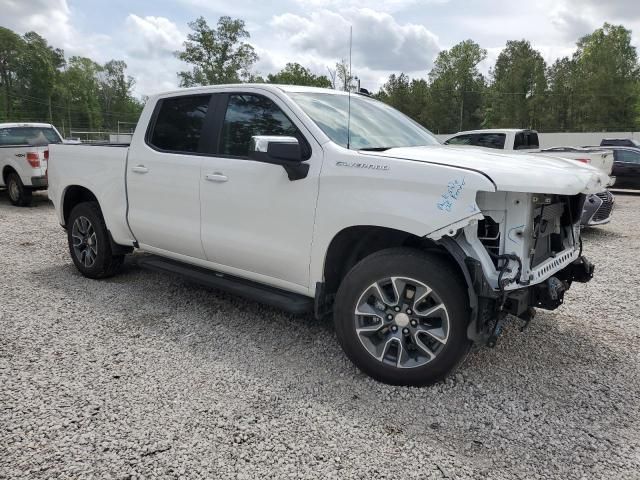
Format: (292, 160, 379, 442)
(0, 122, 63, 206)
(48, 85, 605, 386)
(444, 129, 615, 226)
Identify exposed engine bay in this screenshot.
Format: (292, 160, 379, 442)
(448, 191, 594, 345)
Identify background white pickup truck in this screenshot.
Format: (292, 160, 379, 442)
(0, 122, 63, 206)
(444, 128, 615, 226)
(48, 85, 605, 386)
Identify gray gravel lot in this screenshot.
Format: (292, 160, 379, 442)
(1, 190, 639, 479)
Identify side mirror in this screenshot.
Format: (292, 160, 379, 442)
(249, 135, 309, 181)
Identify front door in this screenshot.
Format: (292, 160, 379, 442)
(199, 91, 322, 290)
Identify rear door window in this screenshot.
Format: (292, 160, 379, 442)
(149, 95, 211, 153)
(616, 150, 640, 164)
(445, 134, 473, 145)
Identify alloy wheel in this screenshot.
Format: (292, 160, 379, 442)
(71, 216, 98, 268)
(354, 276, 450, 368)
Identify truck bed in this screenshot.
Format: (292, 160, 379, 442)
(47, 143, 135, 246)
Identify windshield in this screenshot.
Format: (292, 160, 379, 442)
(288, 92, 439, 150)
(0, 126, 62, 146)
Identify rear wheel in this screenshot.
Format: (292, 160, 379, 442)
(334, 248, 471, 386)
(6, 173, 32, 207)
(67, 202, 124, 279)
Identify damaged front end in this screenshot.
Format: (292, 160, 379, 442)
(441, 191, 595, 346)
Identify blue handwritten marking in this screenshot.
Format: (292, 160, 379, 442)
(437, 177, 466, 212)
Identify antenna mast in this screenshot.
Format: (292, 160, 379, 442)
(347, 26, 352, 150)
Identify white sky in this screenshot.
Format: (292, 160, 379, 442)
(2, 0, 639, 97)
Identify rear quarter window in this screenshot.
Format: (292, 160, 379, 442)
(514, 131, 539, 150)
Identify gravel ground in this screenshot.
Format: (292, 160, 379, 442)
(1, 190, 639, 480)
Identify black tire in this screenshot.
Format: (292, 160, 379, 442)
(6, 172, 32, 207)
(67, 201, 124, 279)
(334, 247, 471, 386)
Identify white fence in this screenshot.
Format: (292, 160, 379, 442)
(435, 131, 639, 148)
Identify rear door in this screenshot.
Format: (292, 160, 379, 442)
(126, 94, 214, 259)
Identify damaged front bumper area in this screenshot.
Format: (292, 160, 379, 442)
(464, 255, 594, 345)
(447, 191, 595, 346)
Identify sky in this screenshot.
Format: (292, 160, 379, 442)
(2, 0, 640, 98)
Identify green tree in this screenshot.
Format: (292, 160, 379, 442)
(571, 23, 640, 131)
(545, 57, 577, 131)
(176, 16, 258, 86)
(266, 62, 331, 87)
(428, 40, 487, 133)
(97, 60, 142, 130)
(485, 40, 547, 129)
(335, 59, 353, 91)
(0, 27, 25, 119)
(62, 56, 104, 131)
(376, 73, 431, 127)
(16, 32, 65, 123)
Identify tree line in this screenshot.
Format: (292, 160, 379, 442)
(377, 24, 640, 133)
(175, 18, 640, 134)
(1, 18, 639, 137)
(0, 27, 144, 137)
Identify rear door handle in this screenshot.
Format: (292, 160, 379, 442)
(131, 165, 149, 174)
(205, 173, 228, 183)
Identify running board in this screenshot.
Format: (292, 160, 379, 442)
(136, 255, 313, 315)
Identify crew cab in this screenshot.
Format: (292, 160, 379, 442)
(0, 122, 63, 206)
(444, 129, 615, 226)
(48, 85, 605, 386)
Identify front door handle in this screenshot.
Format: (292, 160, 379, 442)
(205, 173, 228, 183)
(131, 165, 149, 174)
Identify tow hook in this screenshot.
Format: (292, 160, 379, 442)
(571, 256, 595, 283)
(487, 313, 509, 348)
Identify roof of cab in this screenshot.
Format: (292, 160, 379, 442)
(451, 128, 537, 135)
(150, 83, 350, 99)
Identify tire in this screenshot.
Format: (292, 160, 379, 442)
(67, 201, 124, 279)
(6, 172, 32, 207)
(334, 247, 471, 386)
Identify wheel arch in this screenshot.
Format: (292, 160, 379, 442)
(318, 224, 485, 342)
(61, 185, 99, 227)
(62, 185, 133, 255)
(2, 165, 18, 184)
(321, 225, 469, 300)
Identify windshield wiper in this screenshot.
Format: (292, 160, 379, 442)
(358, 147, 393, 151)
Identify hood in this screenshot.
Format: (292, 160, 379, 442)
(362, 145, 608, 195)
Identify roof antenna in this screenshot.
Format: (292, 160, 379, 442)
(347, 25, 352, 150)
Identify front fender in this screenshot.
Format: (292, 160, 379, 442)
(309, 149, 496, 290)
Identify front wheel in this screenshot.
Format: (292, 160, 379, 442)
(6, 173, 32, 207)
(67, 202, 124, 279)
(334, 248, 471, 386)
